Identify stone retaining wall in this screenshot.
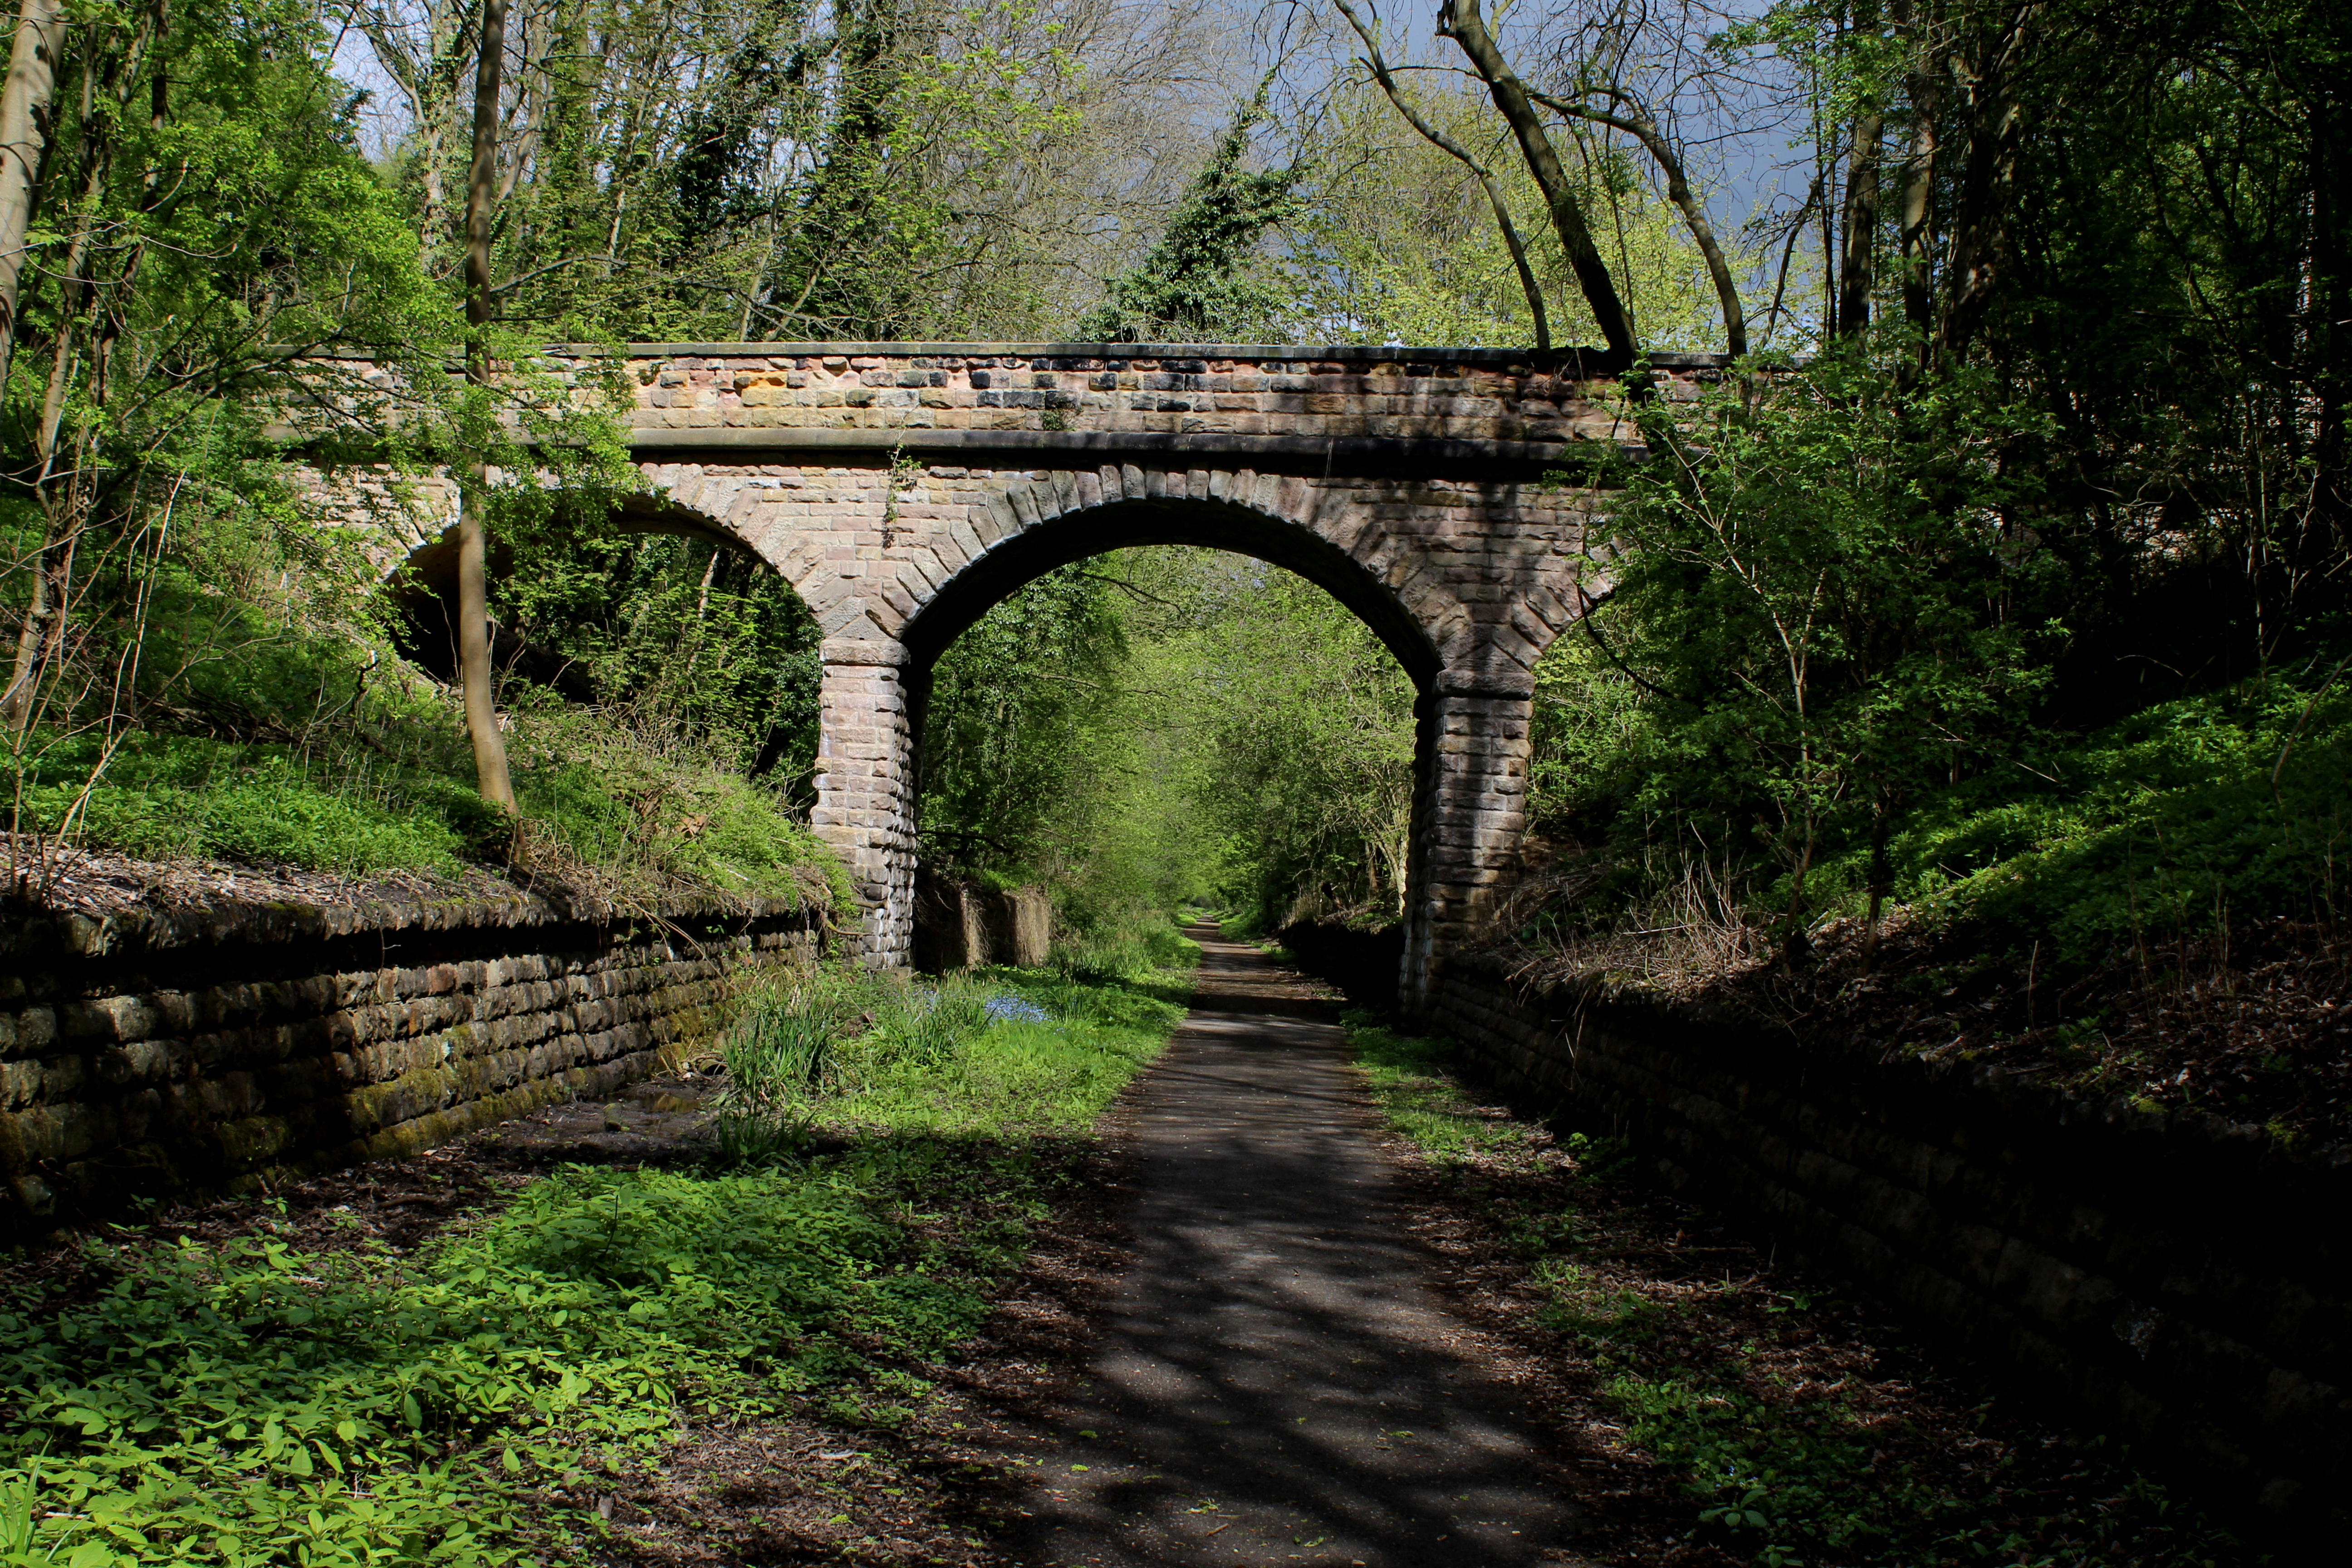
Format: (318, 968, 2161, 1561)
(0, 889, 825, 1233)
(1417, 949, 2351, 1542)
(912, 869, 1051, 972)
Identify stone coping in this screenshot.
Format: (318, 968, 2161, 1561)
(620, 426, 1639, 473)
(0, 885, 816, 965)
(1452, 946, 2352, 1181)
(299, 342, 1734, 370)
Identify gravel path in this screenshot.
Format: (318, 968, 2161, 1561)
(999, 929, 1580, 1567)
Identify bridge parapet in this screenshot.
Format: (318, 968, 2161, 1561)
(612, 341, 1719, 455)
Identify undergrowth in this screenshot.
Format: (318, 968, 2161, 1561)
(5, 519, 842, 909)
(11, 716, 844, 907)
(1527, 663, 2352, 992)
(1868, 672, 2352, 970)
(714, 936, 1193, 1154)
(0, 945, 1196, 1566)
(1341, 1013, 2259, 1568)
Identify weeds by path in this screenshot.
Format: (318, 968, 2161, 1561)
(1341, 1011, 2264, 1568)
(0, 943, 1195, 1568)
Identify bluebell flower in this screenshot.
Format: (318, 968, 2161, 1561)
(984, 995, 1052, 1024)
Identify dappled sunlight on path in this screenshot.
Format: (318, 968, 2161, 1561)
(994, 931, 1579, 1567)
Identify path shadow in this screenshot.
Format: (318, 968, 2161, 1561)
(980, 934, 1580, 1567)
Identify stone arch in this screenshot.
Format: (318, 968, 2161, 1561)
(622, 457, 1577, 1009)
(895, 491, 1445, 687)
(375, 484, 819, 731)
(891, 497, 1449, 982)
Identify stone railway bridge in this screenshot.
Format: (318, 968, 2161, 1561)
(343, 341, 1725, 1009)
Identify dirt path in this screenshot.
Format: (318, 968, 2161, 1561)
(991, 929, 1580, 1568)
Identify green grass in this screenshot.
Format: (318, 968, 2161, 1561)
(0, 950, 1196, 1567)
(1045, 917, 1203, 985)
(1344, 1012, 1534, 1163)
(715, 957, 1191, 1148)
(11, 725, 847, 908)
(1215, 909, 1264, 941)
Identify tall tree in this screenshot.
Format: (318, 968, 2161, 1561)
(1333, 0, 1552, 351)
(0, 0, 62, 396)
(1076, 81, 1298, 342)
(457, 0, 514, 812)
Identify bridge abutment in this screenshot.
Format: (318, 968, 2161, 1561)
(1401, 681, 1535, 1014)
(813, 643, 917, 965)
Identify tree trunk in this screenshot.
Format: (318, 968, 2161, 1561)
(0, 527, 50, 728)
(1835, 0, 1886, 338)
(1435, 0, 1637, 360)
(1864, 792, 1894, 958)
(2311, 88, 2348, 549)
(459, 0, 515, 813)
(0, 0, 63, 392)
(1891, 0, 1942, 384)
(1938, 3, 2039, 363)
(4, 7, 158, 734)
(1838, 107, 1882, 337)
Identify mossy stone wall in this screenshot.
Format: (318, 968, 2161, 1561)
(1421, 950, 2351, 1545)
(0, 890, 823, 1232)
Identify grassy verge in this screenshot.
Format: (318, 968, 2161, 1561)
(1341, 1012, 2260, 1568)
(0, 949, 1194, 1567)
(13, 717, 848, 909)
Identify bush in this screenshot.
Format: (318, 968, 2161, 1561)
(0, 1163, 979, 1567)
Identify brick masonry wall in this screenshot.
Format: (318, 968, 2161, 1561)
(0, 890, 824, 1234)
(621, 345, 1713, 442)
(311, 343, 1627, 983)
(1419, 950, 2352, 1541)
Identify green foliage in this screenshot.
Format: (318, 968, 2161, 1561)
(716, 951, 1193, 1151)
(1534, 358, 2352, 969)
(392, 0, 1191, 343)
(1045, 914, 1200, 985)
(490, 532, 822, 792)
(501, 714, 841, 902)
(1141, 558, 1415, 925)
(1344, 1014, 1527, 1164)
(0, 956, 1193, 1566)
(0, 1167, 959, 1565)
(916, 547, 1417, 938)
(1858, 669, 2352, 969)
(1289, 78, 1741, 351)
(11, 715, 841, 903)
(15, 731, 490, 875)
(1, 419, 835, 900)
(921, 564, 1128, 877)
(1558, 356, 2060, 935)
